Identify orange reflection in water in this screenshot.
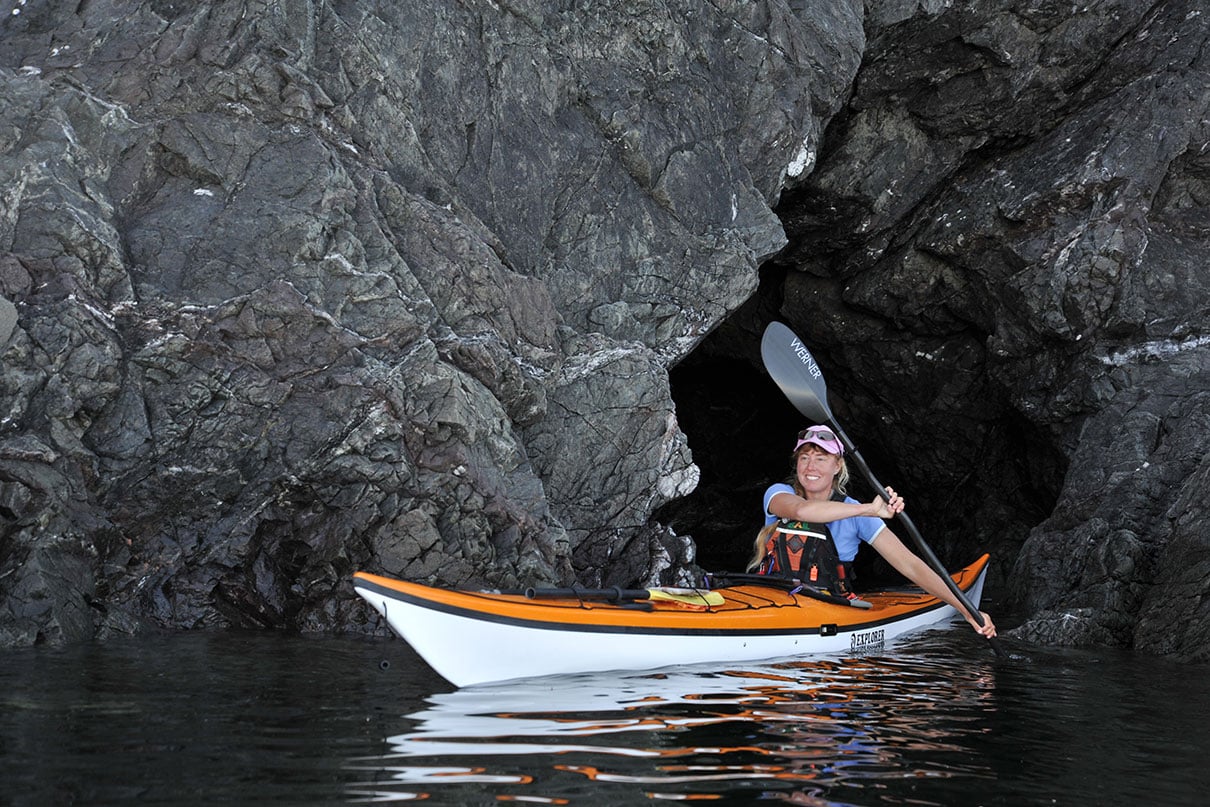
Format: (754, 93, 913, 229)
(555, 762, 822, 784)
(351, 645, 999, 803)
(495, 796, 569, 804)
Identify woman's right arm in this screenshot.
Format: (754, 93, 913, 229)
(767, 490, 897, 523)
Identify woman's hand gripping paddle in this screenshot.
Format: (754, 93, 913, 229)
(760, 321, 1006, 657)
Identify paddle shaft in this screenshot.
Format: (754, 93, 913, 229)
(524, 586, 650, 601)
(828, 417, 1007, 656)
(830, 421, 998, 623)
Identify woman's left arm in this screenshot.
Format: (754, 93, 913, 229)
(871, 530, 997, 638)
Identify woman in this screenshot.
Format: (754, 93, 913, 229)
(751, 425, 997, 639)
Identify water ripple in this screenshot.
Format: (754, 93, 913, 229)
(349, 640, 1007, 803)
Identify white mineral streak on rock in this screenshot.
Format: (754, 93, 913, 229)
(1098, 335, 1210, 365)
(786, 137, 815, 178)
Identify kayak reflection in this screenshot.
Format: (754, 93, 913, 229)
(347, 648, 998, 802)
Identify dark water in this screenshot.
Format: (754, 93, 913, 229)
(2, 627, 1208, 806)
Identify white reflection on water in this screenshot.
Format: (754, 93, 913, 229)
(347, 647, 999, 804)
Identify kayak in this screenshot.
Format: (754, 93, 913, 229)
(353, 554, 989, 687)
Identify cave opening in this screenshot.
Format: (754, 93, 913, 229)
(656, 263, 1065, 599)
(655, 291, 902, 583)
(657, 348, 800, 575)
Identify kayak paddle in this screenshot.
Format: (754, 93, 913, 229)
(523, 585, 724, 608)
(760, 321, 1006, 657)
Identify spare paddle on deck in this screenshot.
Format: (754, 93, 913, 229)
(523, 585, 724, 607)
(760, 321, 1006, 657)
(646, 588, 725, 607)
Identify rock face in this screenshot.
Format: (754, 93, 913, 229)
(0, 0, 863, 643)
(2, 1, 1207, 664)
(797, 0, 1210, 662)
(665, 0, 1210, 662)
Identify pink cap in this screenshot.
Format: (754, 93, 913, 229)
(793, 426, 843, 455)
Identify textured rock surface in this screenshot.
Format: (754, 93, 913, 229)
(0, 0, 862, 643)
(665, 0, 1210, 661)
(2, 0, 1207, 663)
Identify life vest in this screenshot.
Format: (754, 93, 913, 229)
(761, 494, 855, 596)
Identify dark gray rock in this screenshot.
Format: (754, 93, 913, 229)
(747, 0, 1210, 659)
(0, 0, 863, 643)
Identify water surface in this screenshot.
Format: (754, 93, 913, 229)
(2, 628, 1207, 805)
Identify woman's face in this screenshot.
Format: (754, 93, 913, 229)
(795, 445, 841, 497)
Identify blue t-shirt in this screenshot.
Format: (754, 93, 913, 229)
(763, 483, 886, 562)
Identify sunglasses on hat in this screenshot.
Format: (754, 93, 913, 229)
(797, 426, 838, 443)
(794, 426, 844, 455)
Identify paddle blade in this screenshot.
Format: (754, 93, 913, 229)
(760, 321, 833, 423)
(646, 588, 725, 607)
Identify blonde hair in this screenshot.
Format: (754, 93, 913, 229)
(746, 446, 851, 571)
(834, 457, 851, 495)
(746, 523, 778, 572)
